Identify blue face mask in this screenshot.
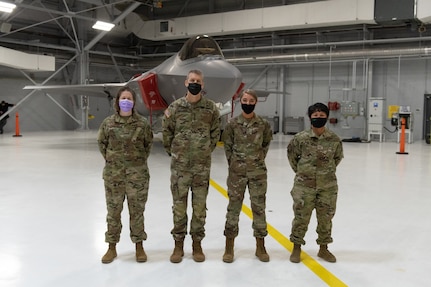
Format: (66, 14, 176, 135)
(119, 99, 134, 112)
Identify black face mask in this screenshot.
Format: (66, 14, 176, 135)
(187, 83, 202, 95)
(311, 118, 327, 128)
(241, 103, 255, 114)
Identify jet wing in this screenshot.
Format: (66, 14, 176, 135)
(22, 35, 244, 126)
(255, 90, 271, 99)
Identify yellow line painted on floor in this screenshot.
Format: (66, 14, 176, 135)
(210, 179, 348, 287)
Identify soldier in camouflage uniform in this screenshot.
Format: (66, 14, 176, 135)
(287, 102, 343, 263)
(222, 89, 273, 263)
(97, 86, 153, 264)
(162, 69, 220, 263)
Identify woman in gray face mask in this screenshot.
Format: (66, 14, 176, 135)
(287, 102, 344, 264)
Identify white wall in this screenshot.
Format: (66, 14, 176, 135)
(0, 71, 73, 133)
(127, 0, 375, 41)
(0, 66, 122, 133)
(236, 57, 431, 142)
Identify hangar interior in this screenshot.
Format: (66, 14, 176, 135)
(0, 0, 431, 142)
(1, 1, 431, 287)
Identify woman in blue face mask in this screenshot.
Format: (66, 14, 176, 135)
(97, 87, 153, 264)
(221, 89, 273, 263)
(287, 102, 344, 264)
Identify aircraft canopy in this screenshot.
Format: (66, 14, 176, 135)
(178, 35, 224, 60)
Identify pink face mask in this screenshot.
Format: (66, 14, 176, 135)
(119, 99, 133, 112)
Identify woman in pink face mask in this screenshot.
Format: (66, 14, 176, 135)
(97, 87, 153, 264)
(118, 91, 134, 115)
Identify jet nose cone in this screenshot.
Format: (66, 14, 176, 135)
(194, 58, 243, 104)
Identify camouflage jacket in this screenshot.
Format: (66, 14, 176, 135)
(98, 112, 153, 180)
(287, 128, 343, 189)
(162, 96, 220, 171)
(222, 114, 272, 172)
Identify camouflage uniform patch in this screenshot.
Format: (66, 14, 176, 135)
(164, 109, 171, 118)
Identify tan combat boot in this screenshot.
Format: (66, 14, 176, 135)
(290, 244, 301, 263)
(222, 237, 235, 263)
(135, 242, 147, 262)
(170, 240, 184, 263)
(192, 240, 205, 262)
(255, 238, 270, 262)
(318, 244, 336, 263)
(101, 243, 117, 264)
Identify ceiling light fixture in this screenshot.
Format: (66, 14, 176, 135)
(0, 1, 16, 13)
(92, 20, 115, 32)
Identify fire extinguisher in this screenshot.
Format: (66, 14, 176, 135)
(328, 101, 340, 111)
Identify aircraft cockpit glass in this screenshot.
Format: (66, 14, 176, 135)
(179, 35, 224, 60)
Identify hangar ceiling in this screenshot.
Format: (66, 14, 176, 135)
(0, 0, 431, 72)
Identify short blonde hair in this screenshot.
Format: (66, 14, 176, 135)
(187, 69, 204, 80)
(240, 89, 258, 101)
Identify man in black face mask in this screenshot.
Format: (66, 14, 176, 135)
(221, 89, 273, 263)
(162, 69, 220, 263)
(287, 102, 343, 264)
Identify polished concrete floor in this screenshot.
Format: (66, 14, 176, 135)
(0, 130, 430, 287)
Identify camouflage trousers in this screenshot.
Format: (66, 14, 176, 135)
(290, 185, 338, 245)
(224, 169, 268, 238)
(104, 178, 149, 243)
(170, 168, 210, 242)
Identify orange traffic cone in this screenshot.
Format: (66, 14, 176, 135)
(396, 117, 407, 155)
(13, 112, 22, 137)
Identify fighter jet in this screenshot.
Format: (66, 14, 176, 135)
(24, 35, 244, 129)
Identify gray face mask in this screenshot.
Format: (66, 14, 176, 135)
(311, 118, 327, 128)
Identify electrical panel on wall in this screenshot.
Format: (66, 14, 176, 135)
(341, 101, 360, 118)
(368, 98, 385, 125)
(367, 98, 385, 142)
